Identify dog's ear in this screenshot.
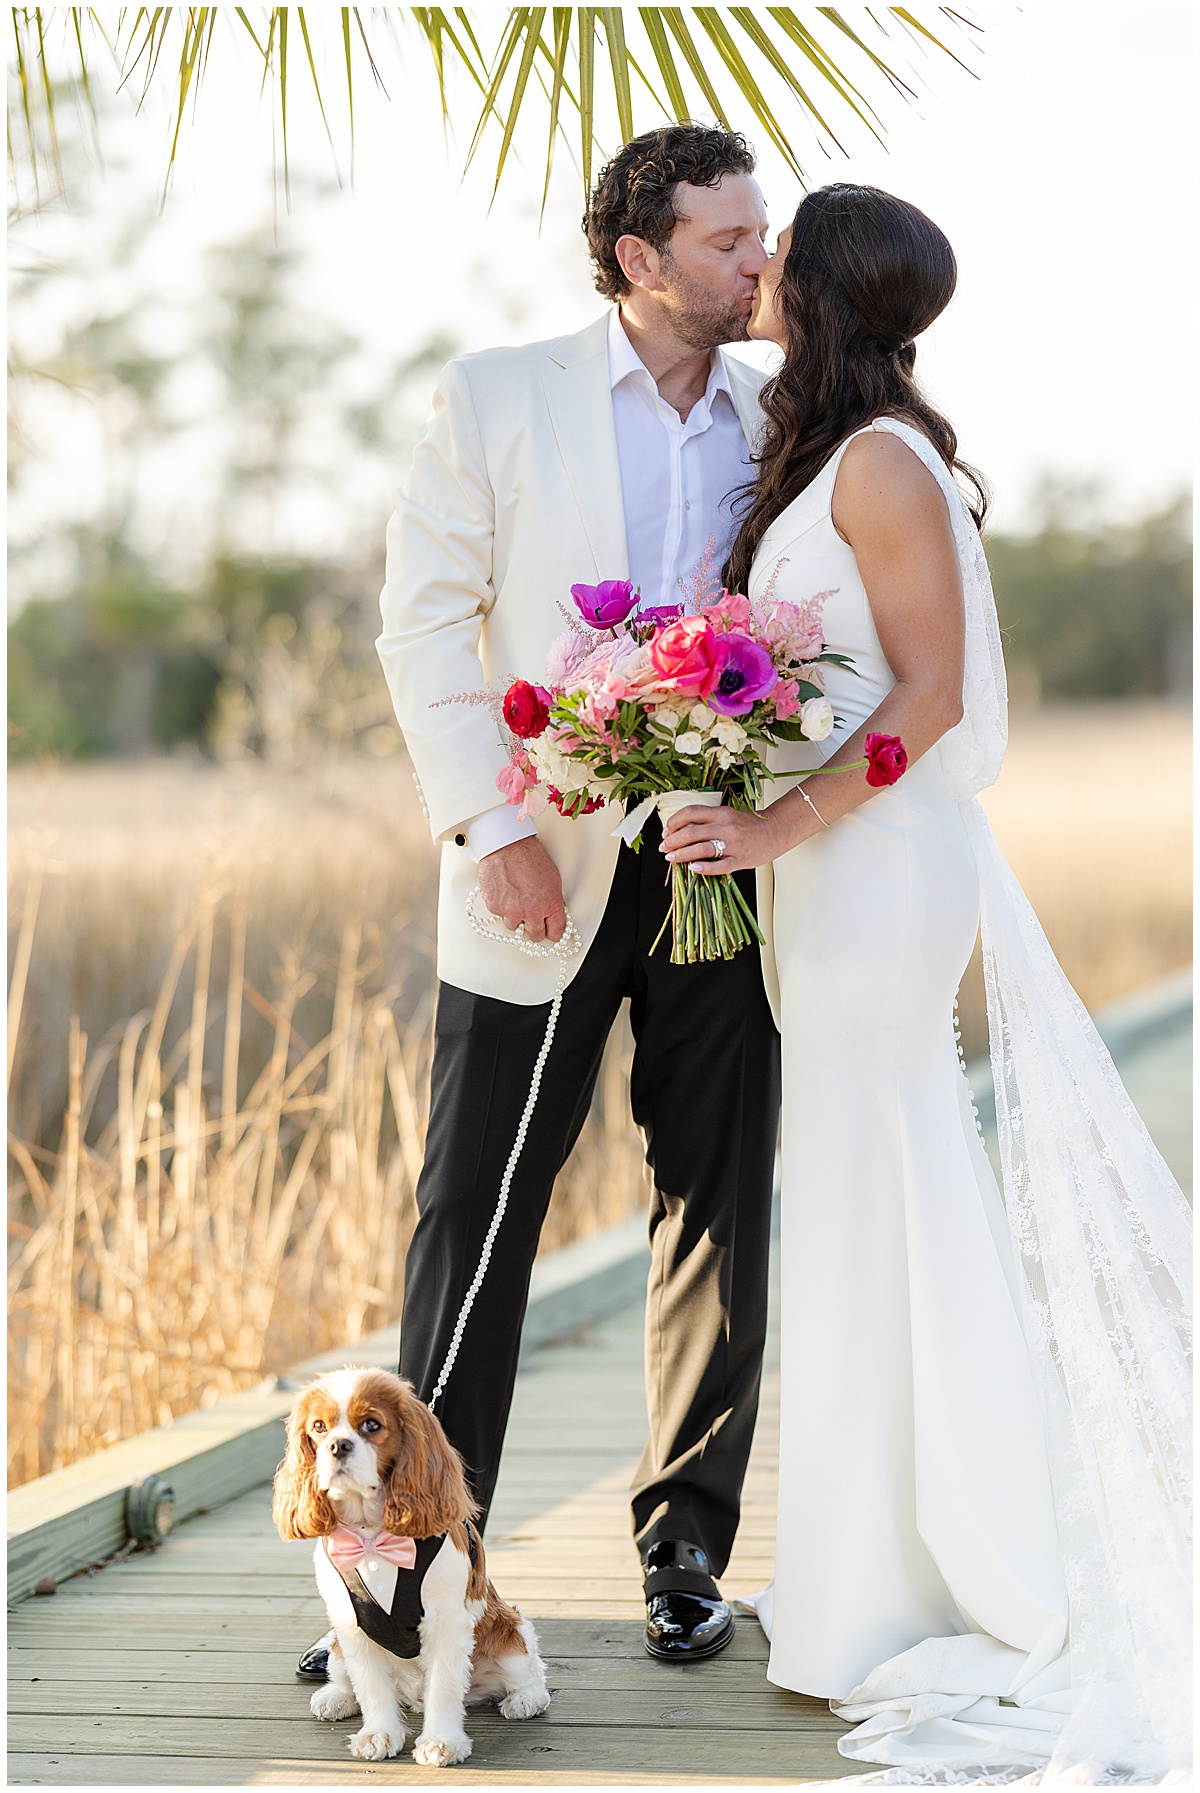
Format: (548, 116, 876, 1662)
(382, 1381, 476, 1538)
(273, 1388, 337, 1540)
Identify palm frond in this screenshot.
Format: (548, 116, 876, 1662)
(7, 7, 983, 215)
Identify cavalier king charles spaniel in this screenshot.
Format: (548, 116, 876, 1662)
(273, 1368, 549, 1765)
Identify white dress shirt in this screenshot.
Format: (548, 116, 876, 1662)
(607, 304, 752, 610)
(459, 307, 752, 862)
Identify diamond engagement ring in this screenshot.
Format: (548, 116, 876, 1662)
(710, 839, 726, 861)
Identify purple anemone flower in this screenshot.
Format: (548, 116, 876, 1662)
(709, 631, 779, 716)
(636, 603, 685, 629)
(571, 578, 639, 630)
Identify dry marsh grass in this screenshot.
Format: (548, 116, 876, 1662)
(7, 703, 1190, 1484)
(7, 758, 645, 1485)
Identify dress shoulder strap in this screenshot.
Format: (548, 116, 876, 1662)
(809, 423, 887, 512)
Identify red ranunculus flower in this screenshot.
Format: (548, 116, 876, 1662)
(648, 615, 721, 697)
(503, 679, 551, 739)
(864, 732, 908, 787)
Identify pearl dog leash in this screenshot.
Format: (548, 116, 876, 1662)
(426, 888, 583, 1414)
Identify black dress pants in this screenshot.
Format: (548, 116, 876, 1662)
(398, 822, 780, 1577)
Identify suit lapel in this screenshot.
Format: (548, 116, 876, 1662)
(542, 316, 629, 582)
(719, 349, 767, 454)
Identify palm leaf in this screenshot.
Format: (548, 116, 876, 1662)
(638, 8, 690, 124)
(597, 7, 633, 147)
(765, 8, 887, 140)
(296, 7, 340, 178)
(730, 8, 847, 151)
(576, 5, 596, 195)
(8, 7, 982, 214)
(691, 8, 800, 172)
(659, 8, 735, 132)
(539, 6, 573, 214)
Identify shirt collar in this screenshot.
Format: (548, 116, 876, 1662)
(607, 305, 733, 409)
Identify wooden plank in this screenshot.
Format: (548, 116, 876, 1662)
(5, 1717, 865, 1777)
(48, 1569, 775, 1599)
(5, 1652, 809, 1694)
(8, 1683, 846, 1732)
(6, 1753, 867, 1786)
(6, 1615, 776, 1661)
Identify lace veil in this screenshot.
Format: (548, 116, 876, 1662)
(874, 419, 1192, 1784)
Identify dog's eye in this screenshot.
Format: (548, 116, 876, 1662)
(360, 1417, 381, 1434)
(311, 1419, 327, 1433)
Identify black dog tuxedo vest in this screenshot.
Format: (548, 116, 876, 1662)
(324, 1524, 478, 1660)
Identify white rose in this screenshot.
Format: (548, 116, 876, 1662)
(800, 697, 835, 741)
(688, 702, 717, 732)
(674, 731, 704, 755)
(713, 717, 747, 751)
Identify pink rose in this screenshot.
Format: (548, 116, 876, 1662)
(648, 616, 721, 698)
(865, 732, 908, 787)
(604, 645, 658, 701)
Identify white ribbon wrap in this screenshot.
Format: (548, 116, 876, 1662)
(612, 787, 725, 847)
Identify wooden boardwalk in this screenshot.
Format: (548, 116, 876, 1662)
(9, 1274, 871, 1786)
(8, 1017, 1190, 1786)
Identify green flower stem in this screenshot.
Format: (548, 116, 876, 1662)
(661, 865, 764, 964)
(804, 756, 867, 775)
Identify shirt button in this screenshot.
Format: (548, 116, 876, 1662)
(367, 1560, 379, 1573)
(684, 501, 691, 510)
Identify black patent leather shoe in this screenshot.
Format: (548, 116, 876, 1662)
(642, 1540, 734, 1662)
(296, 1635, 331, 1681)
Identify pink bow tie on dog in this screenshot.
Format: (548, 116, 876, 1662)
(327, 1525, 417, 1571)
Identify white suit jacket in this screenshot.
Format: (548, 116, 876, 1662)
(377, 312, 767, 1004)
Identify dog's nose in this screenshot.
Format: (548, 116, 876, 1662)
(329, 1435, 355, 1460)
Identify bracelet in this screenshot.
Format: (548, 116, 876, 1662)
(798, 783, 830, 829)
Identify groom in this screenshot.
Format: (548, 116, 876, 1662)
(301, 124, 780, 1678)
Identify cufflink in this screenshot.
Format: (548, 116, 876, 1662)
(454, 833, 466, 847)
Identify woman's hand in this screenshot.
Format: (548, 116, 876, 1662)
(660, 804, 783, 875)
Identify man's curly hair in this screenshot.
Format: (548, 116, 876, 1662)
(584, 124, 756, 303)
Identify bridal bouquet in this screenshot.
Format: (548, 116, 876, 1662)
(495, 558, 902, 963)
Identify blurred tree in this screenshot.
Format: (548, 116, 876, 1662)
(8, 148, 453, 762)
(987, 489, 1192, 704)
(7, 531, 222, 758)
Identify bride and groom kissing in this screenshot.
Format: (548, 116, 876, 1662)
(309, 125, 1189, 1779)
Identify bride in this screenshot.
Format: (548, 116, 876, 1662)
(661, 184, 1191, 1784)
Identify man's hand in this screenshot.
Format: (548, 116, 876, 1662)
(477, 835, 566, 944)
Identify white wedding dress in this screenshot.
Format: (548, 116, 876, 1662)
(747, 421, 1191, 1784)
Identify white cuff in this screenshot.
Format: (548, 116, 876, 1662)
(454, 804, 537, 862)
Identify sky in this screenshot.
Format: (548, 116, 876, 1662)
(9, 3, 1194, 569)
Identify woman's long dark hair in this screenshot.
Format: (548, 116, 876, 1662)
(725, 184, 988, 595)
